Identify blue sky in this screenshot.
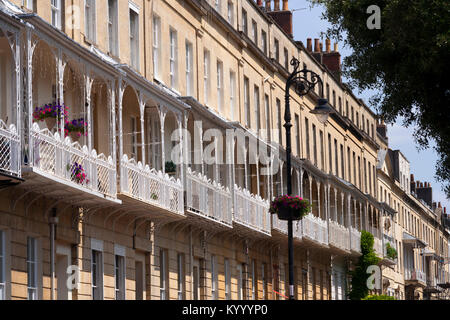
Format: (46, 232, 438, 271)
(289, 1, 450, 210)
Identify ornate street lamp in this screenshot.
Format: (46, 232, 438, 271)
(283, 57, 334, 300)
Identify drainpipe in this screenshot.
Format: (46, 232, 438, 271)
(49, 208, 59, 300)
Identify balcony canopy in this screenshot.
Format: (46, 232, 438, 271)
(402, 232, 427, 248)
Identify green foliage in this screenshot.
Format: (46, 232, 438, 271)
(348, 230, 380, 300)
(386, 243, 398, 260)
(362, 294, 396, 300)
(311, 0, 450, 198)
(165, 161, 176, 173)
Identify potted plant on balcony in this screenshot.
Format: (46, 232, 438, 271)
(386, 242, 398, 260)
(65, 118, 88, 142)
(33, 102, 68, 130)
(165, 161, 176, 176)
(67, 162, 89, 185)
(269, 195, 311, 221)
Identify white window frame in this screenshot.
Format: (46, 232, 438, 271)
(129, 5, 140, 70)
(229, 71, 236, 121)
(114, 244, 126, 300)
(177, 253, 184, 300)
(227, 1, 234, 25)
(108, 0, 119, 56)
(241, 9, 248, 35)
(27, 237, 38, 300)
(169, 28, 178, 90)
(251, 259, 256, 300)
(254, 85, 260, 133)
(23, 0, 33, 11)
(185, 41, 193, 96)
(261, 30, 267, 54)
(265, 94, 270, 141)
(237, 264, 243, 300)
(211, 255, 217, 300)
(85, 0, 97, 43)
(244, 77, 250, 127)
(160, 248, 167, 300)
(91, 239, 103, 300)
(262, 263, 266, 299)
(215, 0, 221, 12)
(51, 0, 63, 30)
(203, 50, 210, 105)
(224, 259, 230, 300)
(217, 60, 223, 114)
(152, 15, 161, 80)
(252, 20, 257, 44)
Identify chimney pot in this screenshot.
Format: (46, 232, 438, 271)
(411, 174, 414, 181)
(274, 0, 280, 11)
(265, 0, 271, 11)
(420, 183, 423, 188)
(445, 207, 447, 214)
(319, 42, 323, 52)
(257, 0, 263, 6)
(282, 0, 289, 11)
(314, 39, 320, 53)
(307, 38, 312, 52)
(326, 39, 331, 53)
(439, 202, 442, 208)
(334, 43, 338, 52)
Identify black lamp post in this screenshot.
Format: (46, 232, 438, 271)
(284, 57, 334, 300)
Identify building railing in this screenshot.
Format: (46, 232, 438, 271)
(271, 213, 303, 239)
(329, 220, 350, 251)
(186, 168, 232, 225)
(350, 227, 361, 253)
(301, 214, 328, 246)
(31, 123, 116, 197)
(120, 154, 184, 215)
(0, 121, 20, 177)
(233, 185, 271, 235)
(383, 234, 397, 259)
(405, 269, 426, 283)
(373, 236, 383, 256)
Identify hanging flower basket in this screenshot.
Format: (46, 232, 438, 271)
(65, 118, 88, 142)
(33, 102, 68, 130)
(269, 195, 311, 221)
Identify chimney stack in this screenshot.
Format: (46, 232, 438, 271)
(267, 0, 293, 38)
(307, 38, 312, 52)
(326, 39, 331, 53)
(274, 0, 280, 11)
(314, 38, 320, 53)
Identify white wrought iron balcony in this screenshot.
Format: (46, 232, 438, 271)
(373, 236, 383, 257)
(405, 269, 426, 284)
(271, 213, 302, 239)
(300, 214, 328, 246)
(0, 121, 20, 178)
(233, 185, 271, 235)
(186, 168, 232, 226)
(120, 155, 184, 216)
(329, 220, 350, 251)
(350, 227, 361, 253)
(28, 124, 117, 201)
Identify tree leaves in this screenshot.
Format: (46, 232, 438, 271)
(312, 0, 450, 197)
